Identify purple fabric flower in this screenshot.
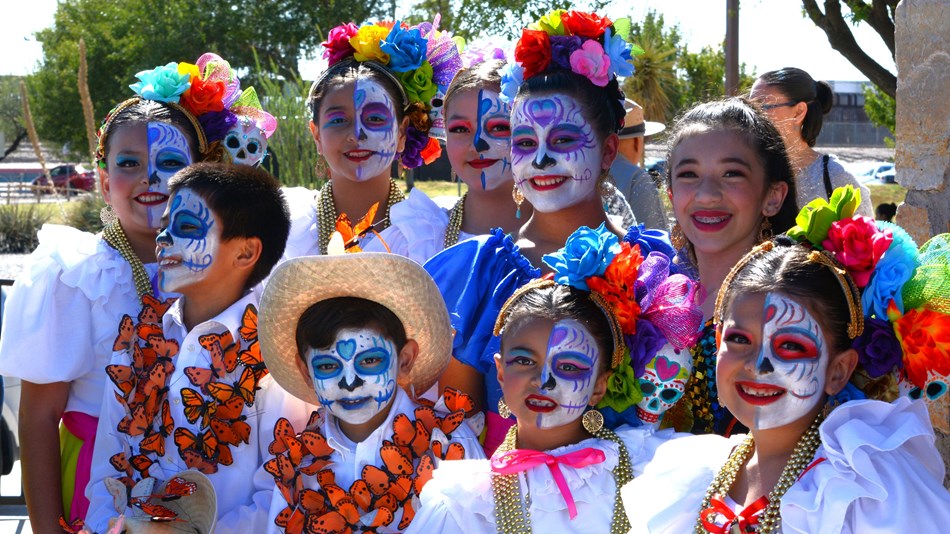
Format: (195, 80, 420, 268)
(852, 317, 903, 378)
(549, 35, 583, 71)
(625, 319, 666, 378)
(400, 126, 427, 168)
(198, 109, 238, 143)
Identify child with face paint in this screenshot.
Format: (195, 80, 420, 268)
(423, 10, 675, 455)
(623, 198, 950, 533)
(661, 97, 800, 437)
(85, 162, 314, 533)
(281, 19, 453, 259)
(408, 224, 703, 533)
(255, 253, 484, 533)
(0, 61, 219, 530)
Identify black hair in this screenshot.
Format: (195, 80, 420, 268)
(665, 97, 800, 239)
(444, 59, 504, 112)
(307, 60, 409, 124)
(756, 67, 834, 147)
(500, 283, 613, 374)
(295, 296, 407, 365)
(875, 202, 897, 222)
(718, 236, 856, 354)
(515, 70, 626, 142)
(101, 99, 202, 164)
(166, 162, 290, 288)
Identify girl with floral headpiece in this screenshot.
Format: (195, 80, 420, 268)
(281, 19, 450, 258)
(408, 223, 703, 532)
(0, 56, 225, 530)
(423, 9, 670, 455)
(623, 188, 950, 533)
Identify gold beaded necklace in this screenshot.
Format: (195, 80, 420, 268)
(694, 414, 825, 534)
(442, 193, 467, 249)
(491, 425, 633, 534)
(317, 179, 405, 254)
(102, 220, 153, 298)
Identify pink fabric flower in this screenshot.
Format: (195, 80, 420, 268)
(322, 23, 359, 64)
(822, 215, 892, 287)
(569, 39, 610, 87)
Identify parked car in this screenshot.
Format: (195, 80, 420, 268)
(31, 164, 96, 195)
(875, 166, 896, 184)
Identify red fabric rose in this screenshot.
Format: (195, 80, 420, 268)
(514, 29, 552, 80)
(560, 11, 612, 39)
(180, 78, 227, 117)
(821, 215, 892, 288)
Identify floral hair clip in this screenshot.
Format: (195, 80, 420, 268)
(786, 185, 950, 404)
(540, 223, 705, 427)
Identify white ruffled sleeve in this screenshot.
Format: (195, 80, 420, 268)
(363, 188, 449, 264)
(407, 459, 494, 533)
(781, 397, 950, 534)
(0, 224, 146, 415)
(280, 186, 319, 260)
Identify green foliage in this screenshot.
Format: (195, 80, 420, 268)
(862, 83, 895, 134)
(63, 194, 105, 233)
(0, 203, 50, 253)
(0, 76, 25, 146)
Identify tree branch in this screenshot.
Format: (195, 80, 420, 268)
(1, 129, 28, 161)
(843, 0, 896, 56)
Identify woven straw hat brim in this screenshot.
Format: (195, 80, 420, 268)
(124, 470, 216, 534)
(259, 253, 452, 406)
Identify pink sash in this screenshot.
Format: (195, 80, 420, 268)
(491, 447, 606, 519)
(62, 411, 98, 520)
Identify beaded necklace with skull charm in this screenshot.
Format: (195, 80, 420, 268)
(491, 425, 633, 534)
(316, 178, 405, 254)
(694, 413, 825, 534)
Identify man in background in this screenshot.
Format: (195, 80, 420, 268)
(610, 99, 668, 230)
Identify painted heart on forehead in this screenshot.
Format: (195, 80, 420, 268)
(336, 339, 357, 361)
(526, 98, 559, 127)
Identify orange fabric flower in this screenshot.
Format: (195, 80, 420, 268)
(560, 11, 612, 39)
(180, 77, 227, 117)
(587, 242, 643, 335)
(892, 305, 950, 389)
(420, 136, 442, 165)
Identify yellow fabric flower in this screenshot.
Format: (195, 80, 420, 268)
(177, 62, 200, 81)
(529, 9, 567, 35)
(350, 25, 391, 63)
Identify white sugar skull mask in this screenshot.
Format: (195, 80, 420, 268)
(224, 116, 267, 167)
(636, 345, 692, 425)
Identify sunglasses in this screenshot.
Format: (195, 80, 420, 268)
(760, 101, 799, 110)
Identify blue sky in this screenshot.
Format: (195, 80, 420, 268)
(2, 1, 895, 83)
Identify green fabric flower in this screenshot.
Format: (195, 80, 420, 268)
(787, 185, 861, 247)
(531, 9, 567, 35)
(397, 61, 437, 105)
(596, 352, 643, 413)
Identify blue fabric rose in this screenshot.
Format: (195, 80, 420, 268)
(828, 382, 866, 408)
(498, 63, 524, 104)
(381, 23, 427, 73)
(852, 316, 903, 378)
(129, 63, 191, 103)
(861, 221, 918, 318)
(542, 223, 620, 291)
(603, 27, 634, 78)
(623, 224, 676, 260)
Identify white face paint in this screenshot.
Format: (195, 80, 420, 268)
(155, 187, 219, 293)
(340, 79, 398, 182)
(224, 116, 267, 167)
(305, 327, 399, 425)
(741, 293, 828, 430)
(524, 319, 600, 429)
(510, 94, 601, 212)
(470, 89, 512, 191)
(636, 345, 692, 425)
(146, 122, 192, 228)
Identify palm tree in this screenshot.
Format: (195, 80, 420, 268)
(622, 32, 678, 124)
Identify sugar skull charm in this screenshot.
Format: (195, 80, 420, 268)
(636, 345, 693, 426)
(224, 116, 267, 167)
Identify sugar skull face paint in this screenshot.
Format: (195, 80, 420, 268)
(741, 293, 828, 430)
(510, 94, 600, 212)
(155, 187, 219, 293)
(305, 328, 398, 425)
(636, 345, 692, 426)
(322, 79, 399, 182)
(470, 89, 512, 190)
(146, 122, 192, 228)
(224, 116, 267, 167)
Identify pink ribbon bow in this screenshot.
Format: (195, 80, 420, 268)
(699, 495, 768, 534)
(490, 447, 606, 519)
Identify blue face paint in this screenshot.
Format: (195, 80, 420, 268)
(155, 187, 218, 293)
(145, 122, 192, 229)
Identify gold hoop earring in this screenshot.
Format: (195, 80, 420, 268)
(582, 409, 604, 434)
(758, 217, 773, 243)
(498, 398, 512, 419)
(512, 184, 525, 220)
(99, 204, 116, 226)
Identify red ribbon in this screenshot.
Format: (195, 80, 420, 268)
(699, 495, 768, 533)
(490, 447, 606, 519)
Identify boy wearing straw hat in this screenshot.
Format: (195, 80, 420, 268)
(85, 163, 314, 533)
(255, 253, 485, 533)
(609, 99, 668, 230)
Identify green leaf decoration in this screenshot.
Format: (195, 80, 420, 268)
(595, 351, 643, 413)
(829, 185, 860, 219)
(612, 17, 631, 40)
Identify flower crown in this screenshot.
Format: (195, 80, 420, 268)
(500, 10, 638, 103)
(724, 185, 950, 404)
(319, 17, 462, 168)
(497, 223, 705, 426)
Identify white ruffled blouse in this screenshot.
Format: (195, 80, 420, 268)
(0, 224, 165, 416)
(623, 397, 950, 534)
(362, 188, 475, 264)
(406, 426, 681, 533)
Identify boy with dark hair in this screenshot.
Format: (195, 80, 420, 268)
(85, 162, 314, 533)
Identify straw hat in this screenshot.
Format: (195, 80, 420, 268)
(619, 99, 666, 139)
(259, 253, 453, 406)
(121, 470, 217, 534)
